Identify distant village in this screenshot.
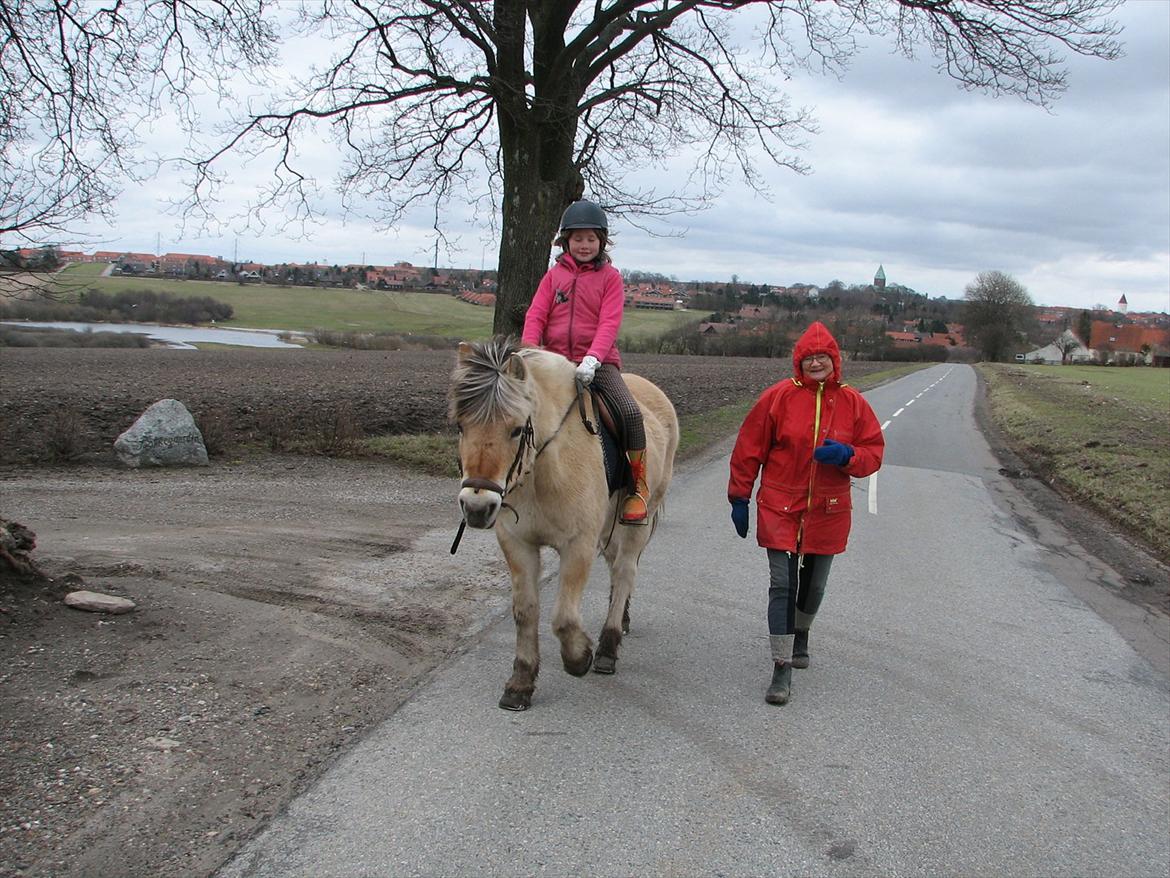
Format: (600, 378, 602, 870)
(7, 245, 1169, 365)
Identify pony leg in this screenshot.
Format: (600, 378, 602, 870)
(498, 535, 541, 711)
(551, 542, 595, 677)
(594, 536, 644, 674)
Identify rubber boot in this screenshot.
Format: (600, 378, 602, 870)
(765, 662, 792, 705)
(791, 630, 810, 669)
(620, 449, 649, 526)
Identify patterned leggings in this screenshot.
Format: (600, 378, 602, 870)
(590, 363, 646, 450)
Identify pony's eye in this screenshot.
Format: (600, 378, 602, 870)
(510, 427, 522, 439)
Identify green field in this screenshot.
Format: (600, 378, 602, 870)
(54, 265, 705, 341)
(978, 363, 1169, 564)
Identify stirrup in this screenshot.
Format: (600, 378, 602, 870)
(619, 492, 649, 526)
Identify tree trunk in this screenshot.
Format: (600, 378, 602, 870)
(491, 1, 583, 338)
(493, 177, 565, 338)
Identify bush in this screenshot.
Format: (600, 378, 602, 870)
(0, 290, 233, 326)
(41, 408, 85, 462)
(309, 329, 453, 350)
(0, 326, 151, 348)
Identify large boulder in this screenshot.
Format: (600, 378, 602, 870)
(114, 398, 209, 468)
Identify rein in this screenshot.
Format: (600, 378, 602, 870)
(450, 380, 595, 554)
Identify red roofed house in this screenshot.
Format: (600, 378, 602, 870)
(1090, 320, 1169, 364)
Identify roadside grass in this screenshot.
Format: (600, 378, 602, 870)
(49, 269, 705, 340)
(366, 434, 461, 477)
(977, 363, 1170, 563)
(361, 361, 931, 478)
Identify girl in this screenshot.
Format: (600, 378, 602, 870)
(521, 199, 649, 525)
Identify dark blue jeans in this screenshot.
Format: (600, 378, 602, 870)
(766, 550, 833, 636)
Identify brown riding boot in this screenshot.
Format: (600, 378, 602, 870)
(620, 449, 649, 526)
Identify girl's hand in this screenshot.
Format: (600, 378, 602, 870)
(575, 355, 600, 385)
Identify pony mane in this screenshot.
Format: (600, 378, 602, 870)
(449, 337, 531, 425)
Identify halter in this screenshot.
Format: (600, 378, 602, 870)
(450, 381, 594, 554)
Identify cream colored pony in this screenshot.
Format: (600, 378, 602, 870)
(450, 338, 679, 711)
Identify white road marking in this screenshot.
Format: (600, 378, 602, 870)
(868, 473, 878, 515)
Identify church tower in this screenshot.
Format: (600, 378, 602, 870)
(874, 265, 886, 290)
(1118, 293, 1128, 315)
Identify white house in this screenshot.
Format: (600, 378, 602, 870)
(1020, 329, 1094, 365)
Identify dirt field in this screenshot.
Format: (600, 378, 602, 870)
(0, 347, 809, 878)
(3, 348, 1163, 878)
(0, 348, 803, 465)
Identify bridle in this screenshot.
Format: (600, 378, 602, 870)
(458, 415, 536, 503)
(450, 380, 596, 554)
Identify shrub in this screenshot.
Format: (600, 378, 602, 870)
(194, 408, 231, 457)
(41, 408, 85, 462)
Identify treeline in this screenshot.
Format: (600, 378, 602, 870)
(622, 317, 952, 362)
(0, 289, 233, 324)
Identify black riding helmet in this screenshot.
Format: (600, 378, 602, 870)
(559, 200, 608, 233)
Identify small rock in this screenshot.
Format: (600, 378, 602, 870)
(143, 736, 182, 752)
(64, 591, 136, 615)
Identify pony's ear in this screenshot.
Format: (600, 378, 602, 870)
(504, 353, 527, 381)
(457, 341, 472, 360)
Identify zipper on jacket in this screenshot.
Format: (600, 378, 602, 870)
(567, 273, 579, 360)
(796, 381, 824, 555)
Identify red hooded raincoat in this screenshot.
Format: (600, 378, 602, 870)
(727, 322, 884, 554)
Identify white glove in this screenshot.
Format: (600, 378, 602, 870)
(575, 355, 600, 385)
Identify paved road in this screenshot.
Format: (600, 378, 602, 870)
(219, 364, 1169, 878)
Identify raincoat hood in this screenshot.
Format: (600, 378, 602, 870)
(791, 321, 842, 384)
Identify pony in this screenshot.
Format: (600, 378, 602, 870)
(449, 337, 679, 711)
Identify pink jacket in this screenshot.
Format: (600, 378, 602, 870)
(521, 253, 624, 366)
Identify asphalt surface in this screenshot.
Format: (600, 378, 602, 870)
(218, 364, 1169, 878)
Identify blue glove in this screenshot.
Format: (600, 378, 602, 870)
(814, 439, 854, 467)
(730, 498, 749, 539)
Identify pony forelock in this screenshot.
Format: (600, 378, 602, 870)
(449, 337, 531, 425)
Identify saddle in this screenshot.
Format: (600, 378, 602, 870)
(584, 384, 631, 496)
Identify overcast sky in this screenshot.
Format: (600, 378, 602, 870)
(67, 1, 1169, 314)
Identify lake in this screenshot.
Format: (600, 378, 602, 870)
(1, 321, 304, 350)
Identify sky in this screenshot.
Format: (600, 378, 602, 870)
(59, 1, 1170, 314)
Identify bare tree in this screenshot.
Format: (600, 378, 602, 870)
(963, 270, 1035, 361)
(3, 1, 1122, 330)
(0, 0, 276, 251)
(1054, 331, 1082, 364)
(190, 0, 1121, 335)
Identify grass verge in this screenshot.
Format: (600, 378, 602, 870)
(976, 363, 1169, 563)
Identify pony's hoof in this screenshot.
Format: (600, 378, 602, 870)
(498, 690, 531, 711)
(563, 648, 593, 677)
(593, 655, 616, 675)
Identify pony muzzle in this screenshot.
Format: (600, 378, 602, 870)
(459, 479, 504, 529)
